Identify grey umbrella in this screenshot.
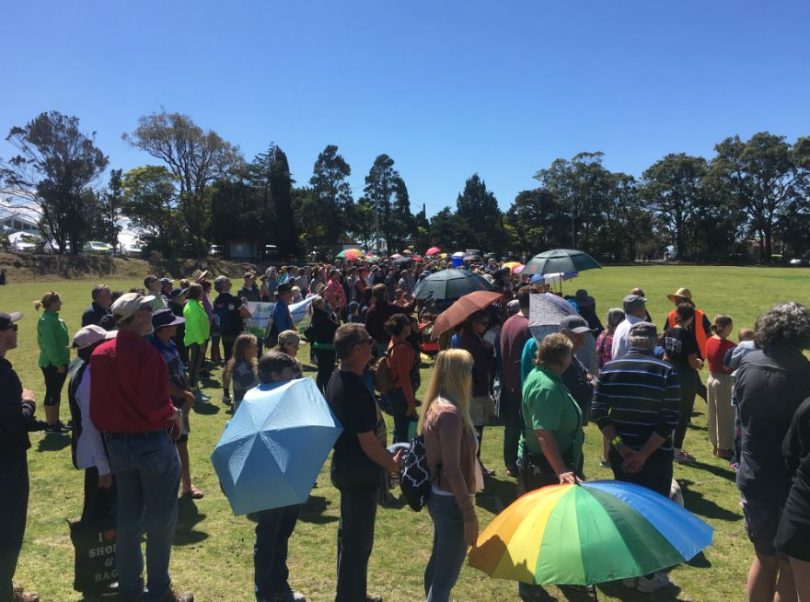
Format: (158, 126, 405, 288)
(413, 269, 495, 302)
(523, 249, 602, 276)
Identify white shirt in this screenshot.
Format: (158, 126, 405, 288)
(611, 314, 643, 360)
(75, 364, 111, 475)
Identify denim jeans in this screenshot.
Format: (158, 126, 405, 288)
(389, 388, 415, 444)
(335, 489, 377, 602)
(0, 452, 28, 602)
(424, 494, 467, 602)
(254, 504, 301, 601)
(106, 430, 180, 601)
(500, 389, 523, 472)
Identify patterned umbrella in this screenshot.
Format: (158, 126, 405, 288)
(336, 248, 364, 260)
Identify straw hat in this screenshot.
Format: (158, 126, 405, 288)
(666, 287, 693, 303)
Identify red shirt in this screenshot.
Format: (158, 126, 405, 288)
(499, 313, 530, 393)
(90, 330, 174, 433)
(705, 336, 736, 374)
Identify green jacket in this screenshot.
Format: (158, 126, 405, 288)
(37, 310, 70, 368)
(183, 299, 210, 346)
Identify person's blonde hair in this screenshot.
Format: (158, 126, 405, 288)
(34, 291, 60, 311)
(535, 333, 573, 367)
(417, 349, 474, 435)
(224, 333, 258, 387)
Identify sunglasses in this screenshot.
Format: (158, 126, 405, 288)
(1, 324, 19, 332)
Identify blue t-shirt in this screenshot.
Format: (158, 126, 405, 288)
(272, 299, 293, 333)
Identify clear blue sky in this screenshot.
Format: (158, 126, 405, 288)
(2, 1, 809, 216)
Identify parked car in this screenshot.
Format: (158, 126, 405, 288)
(9, 231, 41, 252)
(82, 240, 114, 254)
(789, 253, 810, 266)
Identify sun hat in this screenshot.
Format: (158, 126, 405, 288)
(72, 324, 116, 349)
(159, 277, 173, 286)
(169, 287, 188, 300)
(111, 293, 156, 321)
(667, 287, 693, 302)
(191, 269, 209, 282)
(560, 315, 592, 334)
(152, 308, 185, 329)
(0, 311, 22, 329)
(275, 283, 293, 296)
(623, 294, 647, 313)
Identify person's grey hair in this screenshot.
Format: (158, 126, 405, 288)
(606, 308, 625, 331)
(628, 333, 656, 350)
(754, 302, 810, 351)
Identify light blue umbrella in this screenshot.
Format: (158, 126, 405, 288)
(211, 378, 342, 515)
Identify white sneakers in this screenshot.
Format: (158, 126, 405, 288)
(623, 572, 673, 593)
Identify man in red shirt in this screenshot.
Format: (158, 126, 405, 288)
(499, 286, 533, 477)
(90, 293, 191, 602)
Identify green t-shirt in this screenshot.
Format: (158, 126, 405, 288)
(518, 365, 584, 470)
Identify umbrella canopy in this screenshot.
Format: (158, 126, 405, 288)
(523, 249, 602, 276)
(413, 269, 495, 302)
(469, 481, 713, 586)
(211, 378, 342, 515)
(502, 261, 523, 274)
(425, 246, 441, 256)
(529, 271, 578, 286)
(432, 291, 503, 339)
(513, 264, 526, 275)
(451, 251, 466, 258)
(390, 253, 404, 260)
(336, 248, 364, 260)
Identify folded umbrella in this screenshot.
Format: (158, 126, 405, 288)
(432, 291, 503, 339)
(469, 481, 713, 586)
(211, 378, 342, 515)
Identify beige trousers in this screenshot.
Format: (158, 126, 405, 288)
(707, 373, 734, 450)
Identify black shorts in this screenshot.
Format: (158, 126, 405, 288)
(741, 495, 782, 556)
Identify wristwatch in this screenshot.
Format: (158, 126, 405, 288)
(610, 435, 624, 449)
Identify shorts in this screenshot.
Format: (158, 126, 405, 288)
(741, 495, 783, 556)
(470, 394, 494, 427)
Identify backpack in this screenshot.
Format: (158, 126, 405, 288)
(399, 435, 434, 511)
(371, 349, 396, 395)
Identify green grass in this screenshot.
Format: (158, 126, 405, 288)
(4, 265, 810, 602)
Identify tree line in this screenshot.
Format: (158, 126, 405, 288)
(2, 109, 809, 262)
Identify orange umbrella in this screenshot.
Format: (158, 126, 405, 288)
(431, 291, 503, 339)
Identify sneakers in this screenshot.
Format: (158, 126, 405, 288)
(45, 421, 70, 435)
(599, 457, 611, 468)
(12, 585, 40, 602)
(636, 572, 673, 593)
(273, 591, 306, 602)
(674, 450, 696, 465)
(222, 395, 232, 407)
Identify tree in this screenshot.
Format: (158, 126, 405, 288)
(93, 169, 124, 248)
(267, 146, 298, 258)
(349, 197, 378, 251)
(363, 154, 409, 253)
(292, 186, 325, 257)
(120, 165, 181, 255)
(310, 145, 353, 245)
(455, 174, 506, 252)
(123, 110, 241, 256)
(641, 153, 707, 260)
(0, 110, 108, 254)
(710, 132, 809, 260)
(504, 188, 558, 254)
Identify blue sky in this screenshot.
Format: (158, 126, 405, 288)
(2, 1, 809, 216)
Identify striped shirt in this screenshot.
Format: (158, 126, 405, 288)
(591, 349, 681, 452)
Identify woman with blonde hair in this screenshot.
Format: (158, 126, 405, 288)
(419, 348, 481, 602)
(35, 291, 70, 433)
(223, 333, 258, 410)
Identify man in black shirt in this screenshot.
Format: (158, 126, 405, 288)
(80, 284, 112, 327)
(559, 315, 595, 425)
(327, 324, 402, 602)
(0, 311, 41, 602)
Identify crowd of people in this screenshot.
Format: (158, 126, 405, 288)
(1, 253, 809, 602)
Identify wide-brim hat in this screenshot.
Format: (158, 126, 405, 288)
(667, 287, 693, 302)
(191, 269, 209, 282)
(152, 308, 185, 329)
(275, 283, 294, 296)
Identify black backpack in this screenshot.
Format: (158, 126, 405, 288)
(399, 435, 435, 511)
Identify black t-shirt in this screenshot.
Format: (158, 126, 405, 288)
(663, 326, 698, 372)
(781, 397, 810, 528)
(327, 369, 382, 491)
(214, 292, 244, 336)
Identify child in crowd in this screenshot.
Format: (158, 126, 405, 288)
(705, 315, 736, 460)
(224, 333, 259, 411)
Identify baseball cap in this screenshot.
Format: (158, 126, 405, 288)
(560, 315, 592, 334)
(111, 293, 156, 321)
(629, 321, 658, 339)
(72, 324, 117, 349)
(169, 287, 188, 300)
(0, 311, 22, 329)
(159, 277, 173, 286)
(152, 308, 185, 329)
(623, 294, 647, 312)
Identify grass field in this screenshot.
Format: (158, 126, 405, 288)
(4, 265, 810, 602)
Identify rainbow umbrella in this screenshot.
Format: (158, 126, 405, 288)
(425, 246, 441, 256)
(503, 261, 523, 274)
(336, 248, 363, 260)
(469, 481, 712, 587)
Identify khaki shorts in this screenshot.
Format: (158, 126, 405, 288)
(470, 394, 494, 427)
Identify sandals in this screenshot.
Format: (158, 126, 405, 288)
(674, 450, 696, 465)
(182, 487, 205, 500)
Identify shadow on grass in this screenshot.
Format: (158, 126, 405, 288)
(78, 591, 118, 601)
(476, 475, 517, 515)
(36, 433, 71, 452)
(690, 460, 736, 482)
(174, 496, 208, 545)
(299, 494, 338, 524)
(686, 551, 712, 569)
(192, 402, 220, 416)
(200, 376, 222, 388)
(680, 478, 742, 522)
(597, 580, 686, 601)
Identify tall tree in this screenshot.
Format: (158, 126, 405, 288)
(364, 154, 406, 252)
(455, 174, 506, 252)
(641, 153, 707, 260)
(504, 188, 558, 254)
(710, 132, 809, 260)
(97, 169, 123, 248)
(123, 110, 241, 256)
(267, 146, 298, 258)
(120, 165, 181, 255)
(0, 110, 108, 254)
(310, 145, 353, 245)
(348, 197, 377, 251)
